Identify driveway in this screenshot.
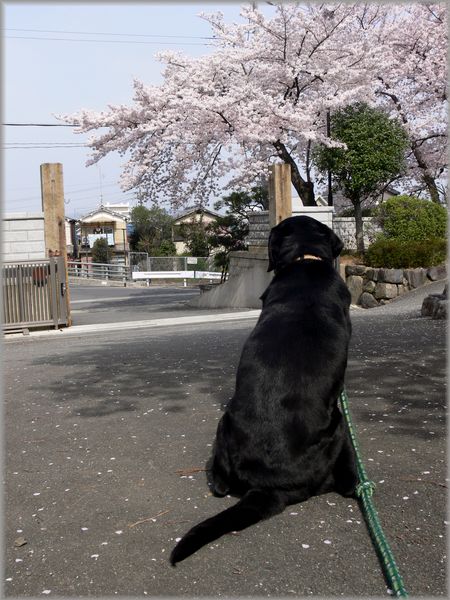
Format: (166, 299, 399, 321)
(3, 280, 446, 596)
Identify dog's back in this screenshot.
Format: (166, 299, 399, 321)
(170, 216, 357, 566)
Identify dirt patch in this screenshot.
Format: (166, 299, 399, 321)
(340, 253, 365, 266)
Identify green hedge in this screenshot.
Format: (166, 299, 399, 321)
(374, 195, 447, 241)
(364, 237, 447, 268)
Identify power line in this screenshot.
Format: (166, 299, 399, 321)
(5, 35, 212, 46)
(3, 144, 88, 149)
(5, 27, 214, 40)
(3, 123, 76, 127)
(6, 142, 86, 146)
(10, 187, 136, 204)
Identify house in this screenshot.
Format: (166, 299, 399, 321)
(65, 217, 78, 258)
(172, 205, 221, 254)
(103, 202, 131, 219)
(76, 204, 130, 264)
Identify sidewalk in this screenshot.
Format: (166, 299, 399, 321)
(4, 280, 446, 596)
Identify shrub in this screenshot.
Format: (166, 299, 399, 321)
(374, 195, 447, 241)
(364, 237, 447, 268)
(92, 237, 109, 263)
(338, 207, 375, 218)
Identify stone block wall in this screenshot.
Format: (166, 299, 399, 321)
(246, 209, 380, 252)
(333, 217, 380, 251)
(3, 213, 46, 261)
(247, 211, 270, 249)
(345, 264, 447, 307)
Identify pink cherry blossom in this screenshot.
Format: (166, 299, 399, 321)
(57, 4, 447, 207)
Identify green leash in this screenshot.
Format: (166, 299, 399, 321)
(339, 389, 409, 598)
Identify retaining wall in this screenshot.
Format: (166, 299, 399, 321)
(345, 264, 447, 308)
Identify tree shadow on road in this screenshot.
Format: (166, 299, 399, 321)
(27, 326, 248, 419)
(346, 315, 446, 442)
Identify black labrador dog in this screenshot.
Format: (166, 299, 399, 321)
(170, 215, 358, 565)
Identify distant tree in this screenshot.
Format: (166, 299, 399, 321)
(153, 239, 177, 256)
(213, 185, 269, 219)
(313, 103, 409, 252)
(178, 219, 211, 257)
(206, 186, 268, 279)
(129, 205, 174, 255)
(207, 214, 249, 281)
(92, 237, 109, 263)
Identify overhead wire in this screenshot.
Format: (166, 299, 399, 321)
(3, 123, 76, 127)
(5, 35, 212, 46)
(5, 27, 215, 40)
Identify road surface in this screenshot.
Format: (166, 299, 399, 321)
(3, 280, 446, 596)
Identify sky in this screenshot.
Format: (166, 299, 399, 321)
(3, 2, 275, 219)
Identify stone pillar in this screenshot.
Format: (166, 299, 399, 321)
(268, 163, 292, 227)
(40, 163, 71, 326)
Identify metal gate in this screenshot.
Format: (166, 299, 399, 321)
(2, 257, 69, 332)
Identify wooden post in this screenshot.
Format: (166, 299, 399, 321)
(268, 163, 292, 227)
(40, 163, 71, 326)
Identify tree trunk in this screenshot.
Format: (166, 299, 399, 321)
(352, 199, 365, 253)
(412, 145, 441, 203)
(273, 140, 317, 206)
(377, 81, 442, 204)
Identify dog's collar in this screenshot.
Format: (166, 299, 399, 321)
(293, 255, 323, 262)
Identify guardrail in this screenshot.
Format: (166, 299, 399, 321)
(132, 270, 223, 286)
(68, 261, 129, 283)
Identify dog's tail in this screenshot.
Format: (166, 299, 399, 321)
(170, 488, 286, 565)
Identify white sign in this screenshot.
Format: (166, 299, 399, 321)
(187, 257, 198, 264)
(87, 233, 114, 247)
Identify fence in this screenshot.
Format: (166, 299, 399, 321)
(69, 256, 221, 284)
(68, 261, 129, 283)
(2, 257, 69, 332)
(129, 254, 218, 273)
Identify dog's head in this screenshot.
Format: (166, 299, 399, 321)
(267, 215, 344, 272)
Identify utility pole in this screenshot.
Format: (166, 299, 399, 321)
(40, 163, 71, 326)
(326, 110, 333, 206)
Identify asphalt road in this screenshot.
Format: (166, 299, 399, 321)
(69, 284, 203, 326)
(3, 280, 447, 597)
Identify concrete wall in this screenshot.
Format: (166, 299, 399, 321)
(292, 203, 334, 228)
(190, 248, 272, 309)
(3, 213, 46, 261)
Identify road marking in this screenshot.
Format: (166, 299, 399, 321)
(71, 292, 199, 304)
(5, 311, 261, 340)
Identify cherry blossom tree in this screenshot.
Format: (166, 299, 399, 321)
(59, 3, 447, 209)
(59, 4, 378, 207)
(372, 3, 447, 203)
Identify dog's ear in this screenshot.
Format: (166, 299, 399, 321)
(330, 229, 344, 258)
(267, 227, 280, 272)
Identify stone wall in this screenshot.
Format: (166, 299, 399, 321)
(3, 213, 46, 261)
(247, 211, 270, 249)
(345, 264, 447, 308)
(246, 210, 380, 252)
(333, 217, 380, 251)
